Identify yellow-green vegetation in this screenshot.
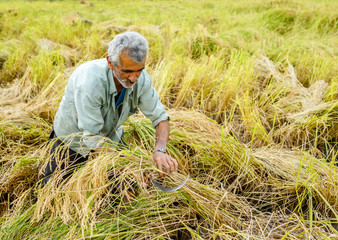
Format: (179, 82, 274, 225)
(0, 0, 337, 239)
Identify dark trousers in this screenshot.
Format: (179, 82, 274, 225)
(43, 129, 90, 185)
(43, 129, 129, 186)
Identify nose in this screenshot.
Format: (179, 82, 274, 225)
(128, 73, 139, 82)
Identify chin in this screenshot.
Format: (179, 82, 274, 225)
(123, 83, 135, 88)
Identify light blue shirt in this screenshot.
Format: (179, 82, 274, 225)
(53, 58, 169, 155)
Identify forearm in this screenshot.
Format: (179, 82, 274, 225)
(153, 119, 177, 176)
(154, 120, 170, 149)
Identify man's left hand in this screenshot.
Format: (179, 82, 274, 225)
(153, 152, 178, 177)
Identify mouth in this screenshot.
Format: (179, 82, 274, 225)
(121, 79, 137, 87)
(122, 79, 134, 84)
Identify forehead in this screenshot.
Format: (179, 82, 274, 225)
(119, 52, 145, 70)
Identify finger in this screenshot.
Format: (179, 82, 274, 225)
(166, 158, 175, 173)
(167, 157, 177, 173)
(171, 157, 178, 170)
(163, 161, 170, 175)
(170, 158, 177, 172)
(157, 162, 164, 177)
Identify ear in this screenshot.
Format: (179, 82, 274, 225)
(106, 56, 114, 69)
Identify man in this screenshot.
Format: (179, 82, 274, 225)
(43, 32, 178, 185)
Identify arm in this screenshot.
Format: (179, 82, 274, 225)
(137, 71, 177, 176)
(153, 120, 178, 177)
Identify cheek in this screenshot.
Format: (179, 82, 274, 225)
(136, 72, 142, 78)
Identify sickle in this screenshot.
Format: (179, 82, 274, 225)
(151, 174, 189, 192)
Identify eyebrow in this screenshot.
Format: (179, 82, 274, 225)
(121, 67, 144, 73)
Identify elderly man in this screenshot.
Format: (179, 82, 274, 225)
(43, 32, 178, 185)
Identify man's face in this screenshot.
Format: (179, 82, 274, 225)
(107, 52, 145, 88)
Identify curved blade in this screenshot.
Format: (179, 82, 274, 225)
(151, 174, 189, 192)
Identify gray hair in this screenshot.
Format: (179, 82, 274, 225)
(108, 32, 149, 66)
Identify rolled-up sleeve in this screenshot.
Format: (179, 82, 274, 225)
(138, 76, 170, 128)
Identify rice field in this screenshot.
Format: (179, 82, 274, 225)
(0, 0, 337, 239)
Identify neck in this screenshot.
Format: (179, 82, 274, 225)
(114, 77, 123, 93)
